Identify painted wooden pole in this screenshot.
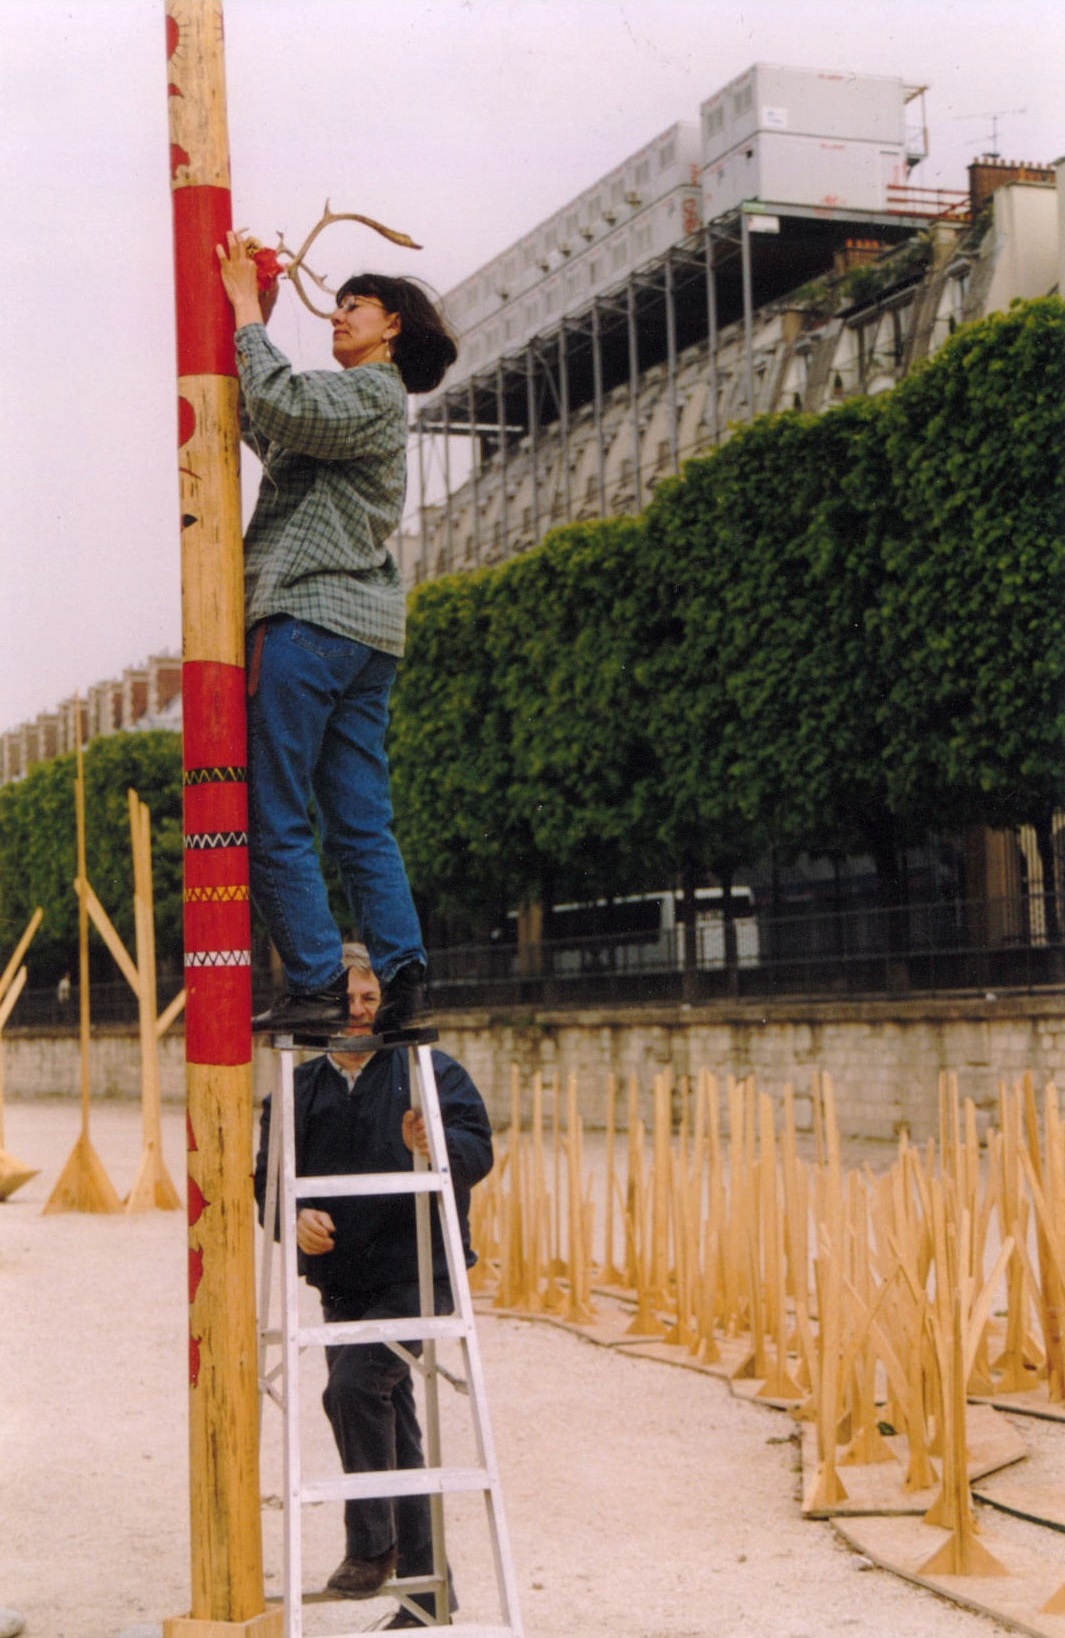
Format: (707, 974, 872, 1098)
(163, 5, 277, 1634)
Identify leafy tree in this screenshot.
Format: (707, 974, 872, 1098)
(639, 449, 773, 987)
(876, 298, 1065, 929)
(484, 518, 657, 909)
(710, 400, 921, 910)
(0, 730, 183, 983)
(390, 570, 530, 932)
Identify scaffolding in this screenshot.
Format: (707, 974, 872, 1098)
(404, 197, 957, 581)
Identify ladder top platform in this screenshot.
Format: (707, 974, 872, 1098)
(267, 1025, 440, 1056)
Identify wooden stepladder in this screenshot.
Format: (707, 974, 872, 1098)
(257, 1028, 523, 1638)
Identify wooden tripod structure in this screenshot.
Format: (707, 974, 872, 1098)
(43, 709, 123, 1216)
(79, 789, 185, 1212)
(0, 907, 43, 1199)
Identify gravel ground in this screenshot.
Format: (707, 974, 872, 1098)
(0, 1096, 1040, 1638)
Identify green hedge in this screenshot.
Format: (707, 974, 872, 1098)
(4, 298, 1063, 970)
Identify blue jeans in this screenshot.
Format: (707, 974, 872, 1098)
(247, 617, 426, 993)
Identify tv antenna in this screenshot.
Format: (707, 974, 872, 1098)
(956, 106, 1028, 160)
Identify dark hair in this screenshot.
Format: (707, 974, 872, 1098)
(337, 273, 458, 395)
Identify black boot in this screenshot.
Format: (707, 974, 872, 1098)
(374, 960, 432, 1035)
(251, 970, 349, 1035)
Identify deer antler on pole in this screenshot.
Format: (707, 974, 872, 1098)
(274, 199, 423, 317)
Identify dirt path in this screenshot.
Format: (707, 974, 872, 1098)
(0, 1098, 1024, 1638)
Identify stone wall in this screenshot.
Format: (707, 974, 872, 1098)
(7, 992, 1065, 1141)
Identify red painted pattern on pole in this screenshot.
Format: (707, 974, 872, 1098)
(182, 660, 250, 1066)
(172, 185, 237, 379)
(183, 660, 244, 768)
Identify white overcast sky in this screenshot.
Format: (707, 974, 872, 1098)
(1, 0, 1062, 730)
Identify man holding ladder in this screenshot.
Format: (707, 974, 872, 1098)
(254, 944, 493, 1624)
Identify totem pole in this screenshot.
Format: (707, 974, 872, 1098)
(164, 4, 277, 1633)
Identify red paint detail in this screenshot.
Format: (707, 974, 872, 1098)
(178, 395, 195, 448)
(171, 186, 236, 379)
(183, 783, 247, 833)
(188, 1175, 208, 1226)
(181, 666, 251, 1046)
(183, 844, 248, 891)
(169, 83, 182, 97)
(182, 662, 246, 770)
(166, 14, 179, 58)
(170, 142, 191, 182)
(190, 1333, 201, 1388)
(181, 655, 250, 1071)
(189, 1245, 204, 1305)
(186, 1111, 198, 1152)
(185, 899, 250, 956)
(185, 966, 253, 1065)
(252, 246, 286, 290)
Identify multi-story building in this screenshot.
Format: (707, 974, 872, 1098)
(0, 651, 182, 785)
(398, 63, 1057, 586)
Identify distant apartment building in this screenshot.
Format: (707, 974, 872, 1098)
(0, 651, 182, 786)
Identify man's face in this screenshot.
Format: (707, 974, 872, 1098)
(346, 966, 382, 1035)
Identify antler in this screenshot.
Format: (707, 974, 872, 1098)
(275, 199, 423, 318)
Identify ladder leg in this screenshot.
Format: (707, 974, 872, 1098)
(410, 1046, 451, 1625)
(278, 1051, 304, 1638)
(415, 1045, 524, 1635)
(257, 1072, 283, 1431)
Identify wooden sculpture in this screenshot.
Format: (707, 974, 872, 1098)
(43, 709, 122, 1216)
(77, 789, 184, 1212)
(0, 908, 43, 1199)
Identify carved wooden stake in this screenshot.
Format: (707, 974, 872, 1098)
(0, 907, 43, 1199)
(43, 706, 123, 1216)
(163, 4, 275, 1634)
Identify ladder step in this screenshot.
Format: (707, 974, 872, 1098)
(300, 1465, 491, 1504)
(290, 1573, 440, 1606)
(282, 1616, 514, 1638)
(294, 1169, 446, 1200)
(298, 1314, 470, 1347)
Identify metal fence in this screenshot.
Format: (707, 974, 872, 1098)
(8, 894, 1063, 1026)
(424, 893, 1064, 1008)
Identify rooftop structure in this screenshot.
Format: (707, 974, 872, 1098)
(400, 63, 1014, 582)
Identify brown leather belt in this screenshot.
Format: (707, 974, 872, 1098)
(247, 621, 267, 698)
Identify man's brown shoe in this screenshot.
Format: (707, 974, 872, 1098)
(326, 1545, 398, 1599)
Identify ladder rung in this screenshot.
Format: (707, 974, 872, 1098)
(294, 1169, 446, 1199)
(300, 1465, 491, 1504)
(298, 1314, 469, 1347)
(283, 1619, 515, 1638)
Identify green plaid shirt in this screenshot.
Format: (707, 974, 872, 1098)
(236, 323, 408, 656)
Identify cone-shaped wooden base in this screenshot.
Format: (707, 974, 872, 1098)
(42, 1132, 122, 1215)
(0, 1149, 39, 1201)
(804, 1459, 850, 1512)
(917, 1526, 1010, 1578)
(1042, 1580, 1065, 1615)
(125, 1140, 182, 1212)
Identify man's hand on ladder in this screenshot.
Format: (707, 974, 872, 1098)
(296, 1208, 336, 1256)
(402, 1110, 429, 1158)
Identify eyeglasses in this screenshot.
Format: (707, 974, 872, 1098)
(335, 294, 385, 315)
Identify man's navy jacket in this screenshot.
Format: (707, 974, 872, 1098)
(253, 1047, 493, 1299)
